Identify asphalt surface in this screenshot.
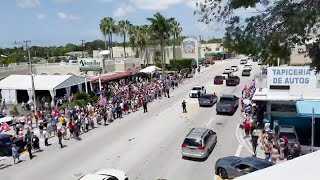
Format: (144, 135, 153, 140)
(1, 59, 260, 180)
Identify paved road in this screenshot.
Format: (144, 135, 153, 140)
(1, 59, 260, 180)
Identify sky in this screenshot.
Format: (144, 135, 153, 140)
(0, 0, 256, 48)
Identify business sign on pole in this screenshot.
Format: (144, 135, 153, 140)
(78, 58, 103, 72)
(267, 66, 316, 86)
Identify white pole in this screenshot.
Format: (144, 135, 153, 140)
(98, 74, 102, 91)
(311, 107, 315, 152)
(85, 74, 88, 93)
(277, 58, 280, 66)
(27, 43, 37, 112)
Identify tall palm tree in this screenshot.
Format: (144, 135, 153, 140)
(147, 12, 174, 71)
(99, 17, 109, 50)
(170, 20, 182, 61)
(129, 25, 148, 60)
(118, 20, 131, 58)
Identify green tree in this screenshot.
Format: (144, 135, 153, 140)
(118, 20, 131, 58)
(147, 12, 174, 71)
(194, 0, 320, 67)
(170, 20, 182, 61)
(129, 25, 148, 60)
(100, 17, 109, 50)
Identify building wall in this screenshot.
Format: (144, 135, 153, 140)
(200, 43, 224, 58)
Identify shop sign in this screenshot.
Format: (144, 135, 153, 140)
(267, 66, 315, 85)
(78, 58, 102, 71)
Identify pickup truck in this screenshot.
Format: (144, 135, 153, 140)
(226, 76, 240, 86)
(189, 85, 206, 98)
(216, 94, 239, 114)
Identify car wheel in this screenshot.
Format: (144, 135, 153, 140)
(218, 168, 228, 179)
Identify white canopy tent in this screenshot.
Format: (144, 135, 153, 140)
(140, 66, 161, 73)
(0, 75, 87, 105)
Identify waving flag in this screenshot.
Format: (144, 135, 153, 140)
(0, 122, 10, 133)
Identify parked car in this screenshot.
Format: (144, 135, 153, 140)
(78, 169, 128, 180)
(181, 128, 217, 159)
(222, 72, 232, 80)
(216, 94, 239, 114)
(0, 134, 26, 156)
(242, 69, 251, 76)
(214, 75, 224, 85)
(189, 86, 206, 98)
(240, 59, 247, 64)
(258, 60, 262, 65)
(231, 65, 239, 72)
(198, 94, 218, 107)
(215, 156, 273, 179)
(277, 125, 301, 158)
(226, 76, 240, 86)
(0, 113, 13, 125)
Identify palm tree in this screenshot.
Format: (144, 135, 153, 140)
(99, 17, 117, 58)
(170, 20, 182, 61)
(147, 12, 174, 71)
(129, 25, 148, 60)
(118, 20, 131, 58)
(100, 17, 109, 50)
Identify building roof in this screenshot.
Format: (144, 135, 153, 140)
(90, 68, 141, 82)
(235, 150, 320, 180)
(0, 75, 86, 91)
(252, 88, 320, 101)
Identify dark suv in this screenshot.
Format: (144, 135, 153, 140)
(0, 134, 26, 156)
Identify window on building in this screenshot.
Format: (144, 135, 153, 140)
(271, 104, 297, 112)
(215, 48, 219, 51)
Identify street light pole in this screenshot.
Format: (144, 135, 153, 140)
(14, 40, 37, 112)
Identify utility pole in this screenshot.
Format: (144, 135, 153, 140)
(14, 40, 37, 112)
(81, 40, 85, 58)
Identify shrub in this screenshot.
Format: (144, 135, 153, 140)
(170, 58, 195, 71)
(12, 106, 20, 116)
(74, 92, 90, 101)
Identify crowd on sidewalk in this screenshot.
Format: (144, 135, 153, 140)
(1, 70, 195, 165)
(240, 80, 287, 165)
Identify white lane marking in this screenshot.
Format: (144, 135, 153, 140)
(235, 144, 243, 157)
(205, 117, 215, 127)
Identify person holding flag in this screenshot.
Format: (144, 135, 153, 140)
(0, 121, 11, 133)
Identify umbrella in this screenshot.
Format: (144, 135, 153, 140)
(243, 99, 251, 105)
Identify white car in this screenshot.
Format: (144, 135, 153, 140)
(0, 113, 13, 125)
(223, 68, 232, 74)
(78, 169, 128, 180)
(240, 59, 247, 64)
(189, 85, 206, 98)
(244, 64, 252, 70)
(230, 65, 239, 72)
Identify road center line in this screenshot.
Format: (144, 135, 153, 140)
(205, 117, 215, 127)
(235, 144, 243, 157)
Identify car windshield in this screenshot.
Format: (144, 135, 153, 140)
(192, 87, 202, 90)
(225, 69, 230, 71)
(280, 132, 297, 141)
(215, 76, 223, 79)
(243, 70, 250, 72)
(220, 97, 233, 101)
(0, 114, 5, 118)
(200, 95, 212, 99)
(183, 138, 202, 147)
(231, 66, 237, 68)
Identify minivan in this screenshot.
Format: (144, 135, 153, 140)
(181, 128, 217, 159)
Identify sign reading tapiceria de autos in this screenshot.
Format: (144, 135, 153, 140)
(78, 58, 102, 71)
(267, 66, 316, 86)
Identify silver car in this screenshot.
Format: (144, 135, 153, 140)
(181, 128, 217, 159)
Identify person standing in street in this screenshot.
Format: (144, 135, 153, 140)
(57, 128, 64, 148)
(43, 129, 50, 146)
(143, 97, 148, 113)
(182, 100, 187, 113)
(11, 116, 17, 131)
(12, 144, 20, 164)
(251, 128, 260, 156)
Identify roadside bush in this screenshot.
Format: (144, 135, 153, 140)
(12, 106, 20, 116)
(170, 58, 195, 71)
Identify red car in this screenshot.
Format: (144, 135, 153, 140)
(214, 75, 224, 85)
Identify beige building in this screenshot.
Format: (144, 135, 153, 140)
(290, 44, 312, 65)
(200, 43, 225, 58)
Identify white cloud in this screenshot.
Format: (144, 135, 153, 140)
(36, 13, 46, 20)
(113, 4, 135, 17)
(16, 0, 40, 8)
(57, 12, 80, 21)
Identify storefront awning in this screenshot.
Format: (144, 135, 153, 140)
(296, 100, 320, 118)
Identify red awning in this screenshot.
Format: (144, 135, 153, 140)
(90, 67, 141, 82)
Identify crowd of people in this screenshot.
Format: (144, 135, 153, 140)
(241, 80, 289, 165)
(5, 71, 190, 164)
